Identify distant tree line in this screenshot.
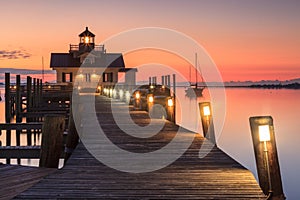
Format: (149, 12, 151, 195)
(249, 82, 300, 89)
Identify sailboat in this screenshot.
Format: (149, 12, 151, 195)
(185, 53, 205, 97)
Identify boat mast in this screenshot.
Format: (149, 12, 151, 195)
(195, 53, 198, 88)
(42, 56, 44, 83)
(189, 64, 191, 85)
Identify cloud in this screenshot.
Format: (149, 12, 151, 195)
(0, 49, 32, 59)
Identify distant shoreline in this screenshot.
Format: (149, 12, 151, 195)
(1, 83, 300, 89)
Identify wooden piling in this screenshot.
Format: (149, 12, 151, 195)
(37, 79, 40, 107)
(172, 74, 176, 122)
(26, 76, 32, 145)
(166, 97, 175, 123)
(5, 73, 11, 148)
(167, 75, 171, 88)
(39, 115, 65, 168)
(39, 79, 43, 105)
(26, 76, 32, 112)
(33, 78, 36, 108)
(64, 107, 79, 162)
(199, 102, 216, 144)
(16, 75, 22, 146)
(249, 116, 285, 200)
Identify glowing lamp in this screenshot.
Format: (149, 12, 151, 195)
(162, 85, 165, 89)
(135, 92, 140, 99)
(150, 85, 155, 89)
(167, 98, 173, 107)
(97, 86, 101, 90)
(148, 95, 154, 103)
(203, 106, 211, 116)
(125, 91, 130, 102)
(84, 36, 90, 44)
(258, 125, 271, 142)
(78, 86, 81, 90)
(48, 85, 51, 89)
(119, 90, 124, 98)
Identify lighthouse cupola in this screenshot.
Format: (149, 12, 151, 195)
(78, 27, 95, 53)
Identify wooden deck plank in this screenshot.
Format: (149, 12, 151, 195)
(0, 164, 55, 200)
(14, 96, 265, 199)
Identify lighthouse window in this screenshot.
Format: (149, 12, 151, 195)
(62, 73, 72, 83)
(103, 73, 113, 82)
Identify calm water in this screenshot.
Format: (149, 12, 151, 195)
(175, 87, 300, 199)
(0, 86, 299, 198)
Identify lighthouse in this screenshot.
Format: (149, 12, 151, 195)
(50, 27, 136, 86)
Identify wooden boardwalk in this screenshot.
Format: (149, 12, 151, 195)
(0, 164, 54, 200)
(14, 96, 265, 199)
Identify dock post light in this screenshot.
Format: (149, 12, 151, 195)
(109, 88, 113, 98)
(249, 116, 285, 200)
(134, 91, 141, 109)
(148, 95, 154, 103)
(97, 86, 101, 93)
(125, 91, 131, 104)
(135, 92, 140, 100)
(167, 98, 174, 107)
(166, 97, 175, 122)
(147, 94, 154, 112)
(119, 89, 124, 101)
(199, 102, 216, 144)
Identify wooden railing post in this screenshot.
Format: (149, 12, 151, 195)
(39, 115, 65, 168)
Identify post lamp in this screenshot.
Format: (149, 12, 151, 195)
(125, 91, 131, 104)
(135, 92, 140, 100)
(96, 86, 101, 94)
(166, 97, 175, 122)
(119, 89, 124, 101)
(134, 91, 141, 109)
(148, 95, 154, 103)
(199, 102, 216, 144)
(147, 94, 154, 112)
(167, 98, 173, 107)
(112, 89, 117, 99)
(109, 88, 113, 98)
(249, 116, 285, 200)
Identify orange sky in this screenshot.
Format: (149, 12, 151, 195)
(0, 0, 300, 81)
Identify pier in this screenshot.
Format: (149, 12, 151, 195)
(0, 92, 265, 199)
(0, 26, 269, 199)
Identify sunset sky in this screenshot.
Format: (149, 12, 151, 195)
(0, 0, 300, 81)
